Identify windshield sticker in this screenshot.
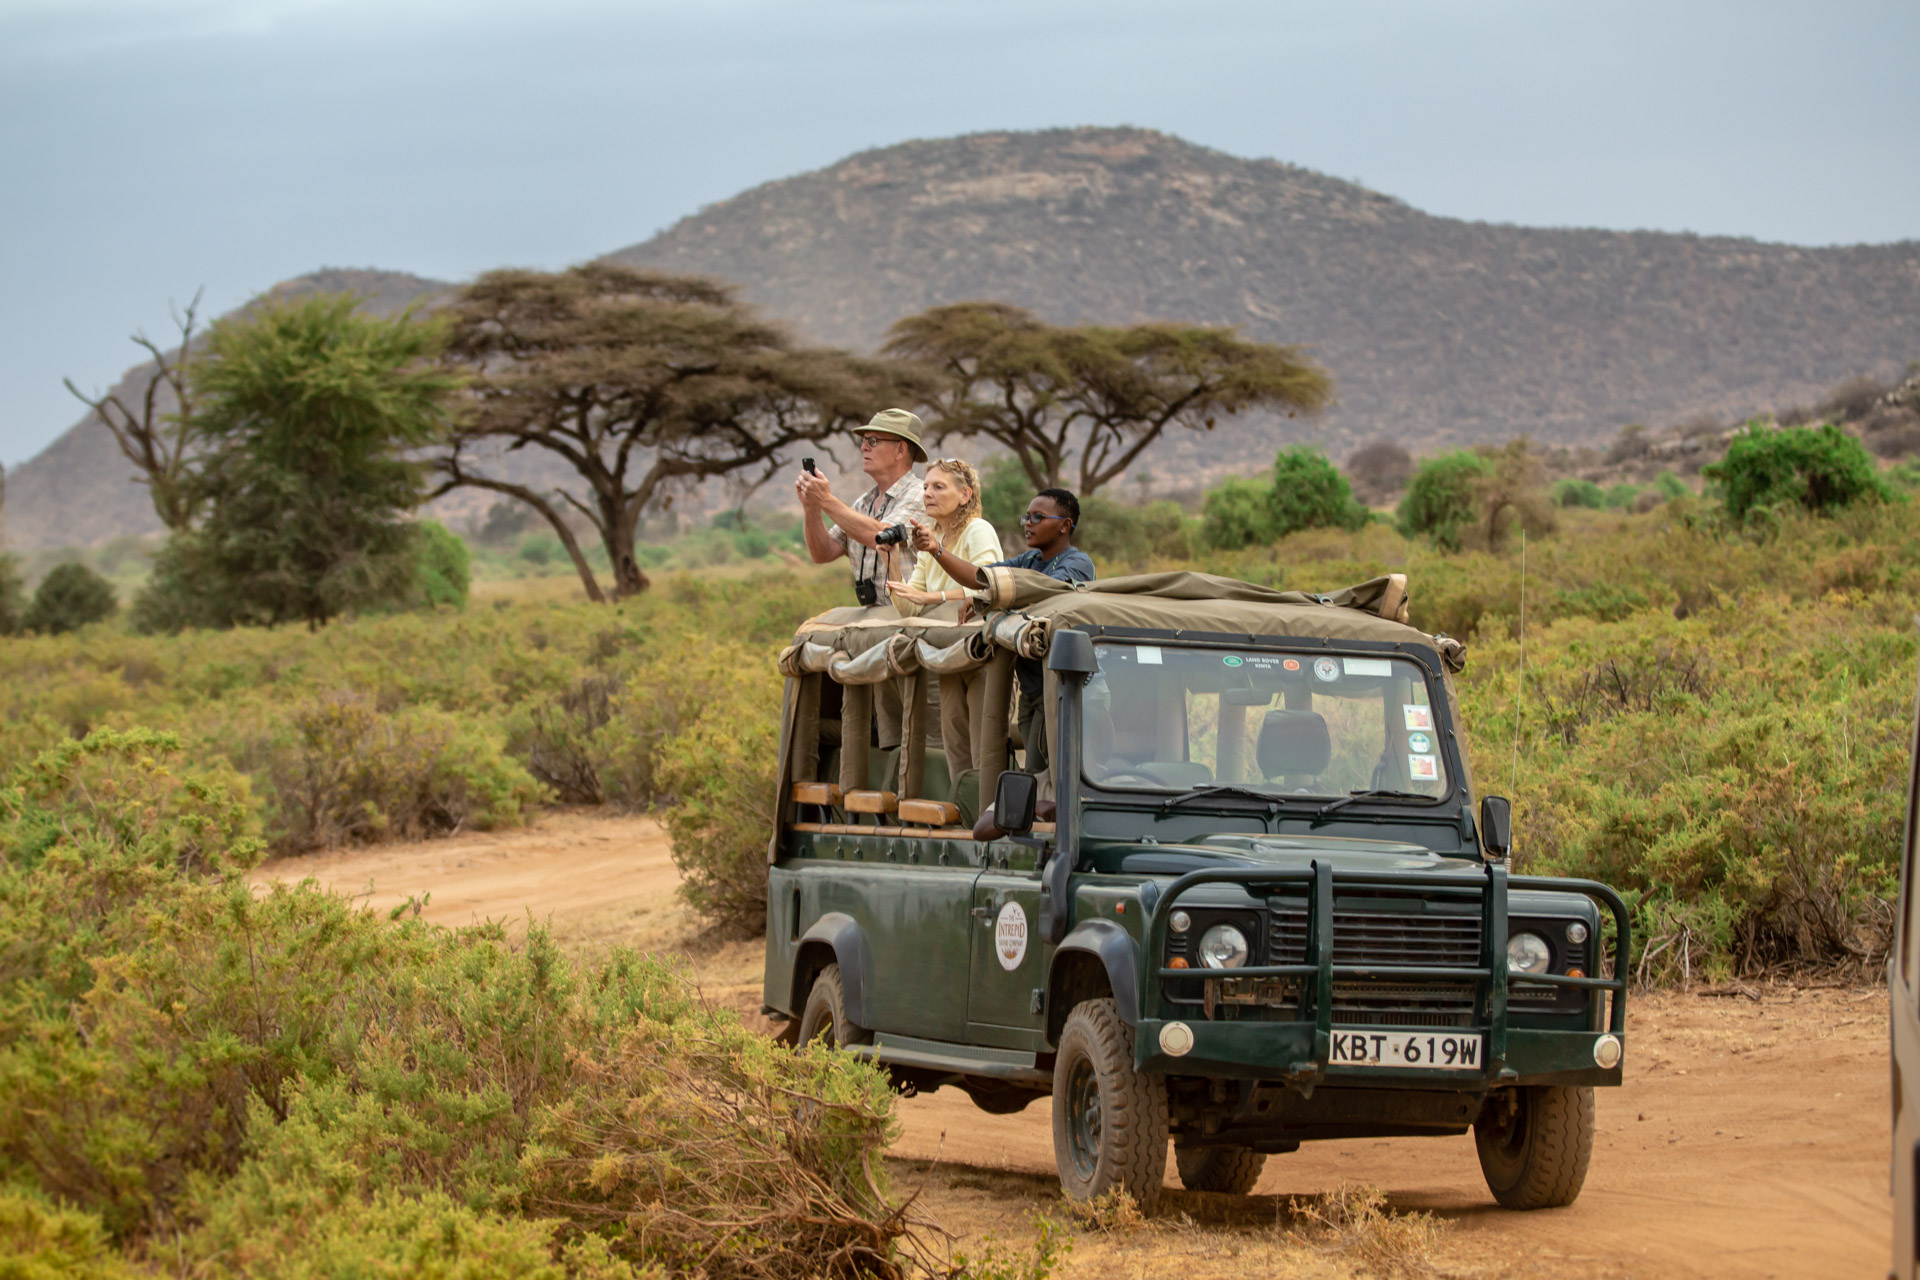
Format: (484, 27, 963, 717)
(1403, 704, 1434, 731)
(1135, 645, 1162, 665)
(1407, 731, 1433, 754)
(1408, 754, 1439, 781)
(1343, 657, 1393, 677)
(995, 902, 1029, 970)
(1283, 658, 1300, 671)
(1313, 656, 1340, 682)
(1222, 655, 1244, 667)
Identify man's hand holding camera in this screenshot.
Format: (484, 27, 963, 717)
(883, 519, 947, 606)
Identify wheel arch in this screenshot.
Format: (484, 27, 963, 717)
(792, 912, 873, 1028)
(1047, 918, 1139, 1044)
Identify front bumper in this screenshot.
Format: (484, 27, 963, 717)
(1136, 860, 1630, 1090)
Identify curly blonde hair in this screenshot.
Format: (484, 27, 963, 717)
(926, 458, 984, 547)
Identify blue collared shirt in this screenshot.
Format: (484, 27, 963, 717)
(987, 547, 1096, 698)
(988, 546, 1096, 585)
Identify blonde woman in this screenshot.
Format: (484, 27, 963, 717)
(885, 457, 1002, 617)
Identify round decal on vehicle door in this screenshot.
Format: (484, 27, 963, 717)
(995, 902, 1028, 970)
(1314, 656, 1340, 682)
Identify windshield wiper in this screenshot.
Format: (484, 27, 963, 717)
(1313, 789, 1431, 821)
(1158, 784, 1284, 814)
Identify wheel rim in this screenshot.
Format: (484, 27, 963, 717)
(1064, 1055, 1103, 1182)
(1485, 1092, 1529, 1166)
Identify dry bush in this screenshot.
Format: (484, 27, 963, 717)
(1284, 1183, 1448, 1278)
(1345, 438, 1413, 504)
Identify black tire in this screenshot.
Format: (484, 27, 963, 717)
(1051, 998, 1169, 1213)
(796, 964, 869, 1049)
(1474, 1085, 1594, 1209)
(1174, 1143, 1267, 1195)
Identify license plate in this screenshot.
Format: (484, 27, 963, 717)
(1330, 1029, 1483, 1069)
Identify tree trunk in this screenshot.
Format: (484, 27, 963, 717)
(606, 493, 651, 597)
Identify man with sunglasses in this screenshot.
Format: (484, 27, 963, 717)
(916, 487, 1094, 774)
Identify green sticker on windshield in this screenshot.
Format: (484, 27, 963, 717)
(1221, 655, 1244, 667)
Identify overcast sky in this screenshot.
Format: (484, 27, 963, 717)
(3, 0, 1916, 468)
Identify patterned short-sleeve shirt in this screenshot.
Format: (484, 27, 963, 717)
(827, 472, 927, 602)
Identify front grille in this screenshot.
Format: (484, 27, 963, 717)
(1269, 899, 1484, 1027)
(1268, 900, 1484, 967)
(1332, 980, 1477, 1027)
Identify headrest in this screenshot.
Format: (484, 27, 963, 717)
(1256, 709, 1331, 778)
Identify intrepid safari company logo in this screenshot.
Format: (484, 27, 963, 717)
(995, 901, 1028, 970)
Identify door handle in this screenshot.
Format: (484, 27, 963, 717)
(970, 905, 993, 920)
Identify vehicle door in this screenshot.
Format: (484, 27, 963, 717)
(1891, 619, 1920, 1280)
(967, 838, 1050, 1049)
(845, 833, 983, 1044)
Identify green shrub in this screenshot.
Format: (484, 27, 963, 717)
(412, 519, 472, 609)
(1077, 497, 1196, 567)
(262, 693, 543, 852)
(23, 562, 118, 635)
(1551, 478, 1604, 509)
(1199, 475, 1275, 549)
(0, 1188, 136, 1280)
(1267, 446, 1370, 536)
(0, 553, 24, 637)
(1603, 482, 1641, 511)
(1653, 470, 1690, 500)
(657, 686, 782, 937)
(1704, 421, 1894, 523)
(1396, 451, 1490, 550)
(0, 729, 909, 1273)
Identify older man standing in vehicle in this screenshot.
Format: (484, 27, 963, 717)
(797, 408, 930, 748)
(796, 408, 929, 609)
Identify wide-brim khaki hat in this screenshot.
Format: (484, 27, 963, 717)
(855, 408, 928, 463)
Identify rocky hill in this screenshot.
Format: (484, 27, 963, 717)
(612, 128, 1918, 463)
(10, 128, 1917, 550)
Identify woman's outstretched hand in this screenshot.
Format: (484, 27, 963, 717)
(907, 518, 939, 554)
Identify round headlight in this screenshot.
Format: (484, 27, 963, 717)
(1507, 931, 1551, 976)
(1565, 921, 1589, 945)
(1170, 910, 1192, 934)
(1198, 924, 1249, 969)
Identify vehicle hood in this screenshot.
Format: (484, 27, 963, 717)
(1084, 832, 1477, 877)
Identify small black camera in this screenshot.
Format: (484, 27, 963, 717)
(873, 523, 910, 547)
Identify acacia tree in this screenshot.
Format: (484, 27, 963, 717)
(882, 302, 1333, 495)
(435, 264, 933, 600)
(62, 290, 204, 531)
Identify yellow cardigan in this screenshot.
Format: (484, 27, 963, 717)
(893, 518, 1003, 616)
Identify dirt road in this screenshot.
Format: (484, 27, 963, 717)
(255, 811, 1890, 1279)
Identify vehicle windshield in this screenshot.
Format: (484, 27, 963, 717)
(1081, 642, 1450, 800)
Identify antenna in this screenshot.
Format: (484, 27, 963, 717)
(1509, 528, 1527, 802)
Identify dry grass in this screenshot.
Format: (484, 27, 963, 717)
(894, 1162, 1474, 1280)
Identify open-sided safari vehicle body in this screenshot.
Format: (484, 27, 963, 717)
(763, 570, 1628, 1211)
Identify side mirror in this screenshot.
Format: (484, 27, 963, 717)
(994, 771, 1039, 835)
(1479, 795, 1513, 860)
(1046, 628, 1097, 677)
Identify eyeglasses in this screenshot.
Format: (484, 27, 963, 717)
(858, 435, 899, 451)
(1019, 512, 1068, 526)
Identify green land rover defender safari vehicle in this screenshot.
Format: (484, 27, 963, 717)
(762, 569, 1628, 1211)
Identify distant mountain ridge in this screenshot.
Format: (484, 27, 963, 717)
(9, 127, 1917, 550)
